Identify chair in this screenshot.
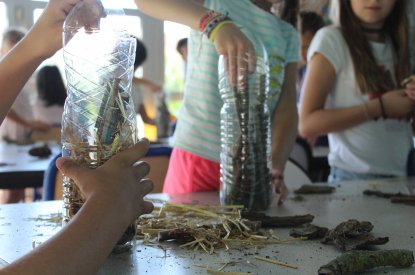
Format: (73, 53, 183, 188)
(43, 153, 63, 201)
(143, 145, 172, 193)
(289, 137, 312, 175)
(407, 148, 415, 176)
(284, 158, 312, 188)
(42, 145, 173, 200)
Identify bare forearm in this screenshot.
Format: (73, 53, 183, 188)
(272, 106, 298, 170)
(271, 63, 298, 170)
(299, 99, 381, 138)
(135, 0, 207, 29)
(0, 40, 43, 124)
(2, 197, 131, 275)
(6, 109, 30, 127)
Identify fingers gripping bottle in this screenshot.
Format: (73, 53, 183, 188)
(218, 33, 272, 211)
(62, 0, 138, 249)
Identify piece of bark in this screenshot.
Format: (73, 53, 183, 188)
(363, 190, 405, 198)
(318, 249, 414, 275)
(294, 184, 335, 194)
(241, 212, 314, 227)
(322, 219, 388, 251)
(391, 195, 415, 206)
(289, 224, 328, 239)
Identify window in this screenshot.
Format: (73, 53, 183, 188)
(0, 2, 8, 45)
(164, 21, 190, 116)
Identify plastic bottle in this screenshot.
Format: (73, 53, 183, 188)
(62, 0, 138, 249)
(218, 34, 271, 211)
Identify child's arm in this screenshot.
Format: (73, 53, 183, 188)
(0, 0, 81, 124)
(1, 139, 154, 275)
(133, 77, 162, 93)
(135, 0, 256, 86)
(299, 54, 415, 138)
(271, 62, 298, 205)
(6, 109, 50, 131)
(139, 104, 156, 125)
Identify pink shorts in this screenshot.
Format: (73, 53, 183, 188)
(163, 148, 220, 194)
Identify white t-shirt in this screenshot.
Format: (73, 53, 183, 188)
(32, 98, 64, 126)
(0, 78, 35, 143)
(130, 83, 143, 114)
(308, 26, 412, 176)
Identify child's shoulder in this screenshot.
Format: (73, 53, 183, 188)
(315, 25, 343, 40)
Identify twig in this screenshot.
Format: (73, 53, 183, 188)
(254, 256, 298, 269)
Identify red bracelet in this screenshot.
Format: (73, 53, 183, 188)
(199, 10, 215, 32)
(378, 96, 387, 119)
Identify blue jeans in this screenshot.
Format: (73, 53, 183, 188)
(328, 166, 394, 184)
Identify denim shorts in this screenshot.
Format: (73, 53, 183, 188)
(328, 166, 394, 184)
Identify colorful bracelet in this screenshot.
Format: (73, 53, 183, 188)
(208, 20, 233, 42)
(378, 96, 387, 119)
(199, 10, 216, 31)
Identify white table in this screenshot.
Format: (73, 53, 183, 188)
(0, 178, 414, 274)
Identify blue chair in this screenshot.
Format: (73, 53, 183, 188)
(41, 145, 173, 200)
(43, 153, 62, 201)
(407, 148, 415, 177)
(143, 145, 173, 193)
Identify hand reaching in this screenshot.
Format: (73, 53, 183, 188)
(26, 0, 106, 59)
(271, 169, 288, 206)
(213, 23, 256, 86)
(381, 90, 415, 119)
(56, 139, 154, 222)
(403, 75, 415, 100)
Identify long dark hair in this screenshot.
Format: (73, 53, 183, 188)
(339, 0, 409, 94)
(36, 66, 67, 107)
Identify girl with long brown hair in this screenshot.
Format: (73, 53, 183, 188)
(299, 0, 415, 182)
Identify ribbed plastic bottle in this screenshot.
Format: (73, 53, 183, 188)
(218, 34, 271, 211)
(62, 0, 138, 249)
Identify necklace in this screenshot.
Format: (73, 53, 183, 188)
(360, 25, 384, 33)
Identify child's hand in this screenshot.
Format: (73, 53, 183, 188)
(213, 23, 256, 87)
(403, 76, 415, 100)
(56, 139, 154, 222)
(271, 169, 288, 206)
(26, 0, 105, 59)
(382, 90, 415, 119)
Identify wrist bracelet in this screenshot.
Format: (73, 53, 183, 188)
(273, 170, 284, 181)
(199, 10, 215, 31)
(208, 20, 233, 42)
(378, 96, 387, 119)
(362, 103, 371, 121)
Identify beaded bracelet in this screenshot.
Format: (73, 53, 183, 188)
(199, 10, 232, 42)
(208, 20, 233, 42)
(199, 10, 216, 31)
(378, 96, 387, 119)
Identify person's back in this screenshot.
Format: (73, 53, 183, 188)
(33, 65, 66, 126)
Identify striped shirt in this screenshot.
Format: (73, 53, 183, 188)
(172, 0, 299, 162)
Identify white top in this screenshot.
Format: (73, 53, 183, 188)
(0, 79, 35, 143)
(130, 83, 143, 114)
(32, 98, 64, 126)
(308, 26, 412, 176)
